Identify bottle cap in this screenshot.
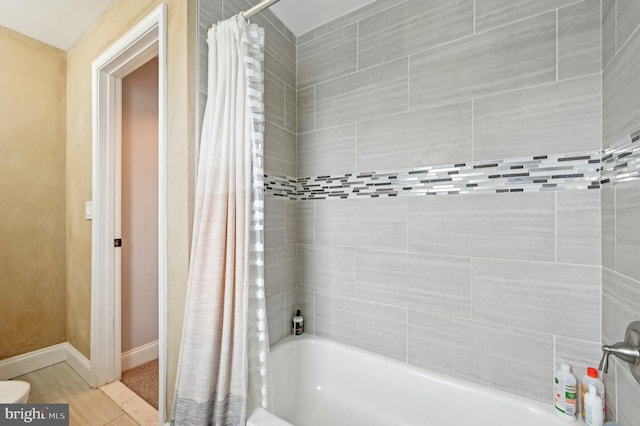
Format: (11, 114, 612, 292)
(587, 367, 598, 378)
(561, 363, 570, 372)
(296, 309, 301, 316)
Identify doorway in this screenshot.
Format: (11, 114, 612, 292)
(91, 5, 167, 424)
(119, 56, 160, 409)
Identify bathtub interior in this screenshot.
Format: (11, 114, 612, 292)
(259, 335, 572, 426)
(246, 407, 293, 426)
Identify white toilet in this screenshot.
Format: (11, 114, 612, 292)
(0, 380, 30, 403)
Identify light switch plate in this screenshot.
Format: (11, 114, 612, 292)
(85, 201, 93, 220)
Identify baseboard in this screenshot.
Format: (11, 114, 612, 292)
(63, 343, 93, 387)
(0, 342, 92, 387)
(0, 343, 66, 380)
(121, 340, 159, 371)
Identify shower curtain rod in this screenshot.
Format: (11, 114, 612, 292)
(241, 0, 281, 19)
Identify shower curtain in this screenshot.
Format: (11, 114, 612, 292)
(172, 17, 270, 426)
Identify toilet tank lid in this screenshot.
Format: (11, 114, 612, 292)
(0, 381, 30, 401)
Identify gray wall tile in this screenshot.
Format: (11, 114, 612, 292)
(298, 288, 315, 334)
(472, 258, 601, 341)
(314, 0, 408, 38)
(316, 58, 408, 129)
(198, 24, 208, 92)
(298, 124, 356, 177)
(602, 268, 640, 344)
(256, 14, 297, 86)
(617, 361, 640, 425)
(601, 13, 640, 420)
(198, 90, 207, 139)
(555, 336, 603, 389)
(297, 245, 356, 297)
(265, 198, 284, 248)
(284, 200, 297, 245)
(616, 180, 640, 282)
(284, 26, 295, 45)
(357, 102, 472, 171)
(265, 122, 296, 177)
(408, 311, 554, 402)
(199, 0, 222, 26)
(408, 192, 555, 261)
(267, 294, 285, 345)
(297, 201, 314, 245)
(602, 187, 616, 270)
(558, 0, 602, 80)
(265, 245, 296, 298)
(246, 0, 286, 34)
(297, 87, 315, 134)
(316, 293, 407, 361)
(603, 25, 640, 145)
(358, 0, 473, 69)
(409, 13, 556, 109)
(265, 70, 285, 128)
(473, 75, 601, 161)
(297, 24, 357, 89)
(602, 0, 616, 69)
(315, 197, 408, 250)
(198, 0, 630, 411)
(616, 0, 640, 50)
(284, 84, 296, 133)
(475, 0, 576, 32)
(556, 190, 602, 266)
(284, 288, 298, 337)
(297, 29, 315, 45)
(604, 359, 617, 421)
(356, 250, 471, 317)
(222, 0, 245, 20)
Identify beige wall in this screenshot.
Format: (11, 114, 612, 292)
(65, 0, 195, 416)
(121, 57, 159, 354)
(0, 26, 67, 360)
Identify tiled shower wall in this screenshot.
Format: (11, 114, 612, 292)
(601, 0, 640, 423)
(295, 0, 604, 405)
(197, 0, 299, 343)
(197, 0, 640, 419)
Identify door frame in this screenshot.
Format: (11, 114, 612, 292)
(90, 5, 168, 423)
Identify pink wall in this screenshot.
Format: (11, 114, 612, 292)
(121, 57, 159, 353)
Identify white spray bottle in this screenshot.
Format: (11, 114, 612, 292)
(554, 363, 577, 422)
(584, 384, 604, 426)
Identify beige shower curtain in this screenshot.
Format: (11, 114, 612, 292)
(172, 17, 270, 426)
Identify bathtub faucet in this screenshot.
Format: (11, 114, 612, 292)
(599, 320, 640, 382)
(598, 342, 640, 373)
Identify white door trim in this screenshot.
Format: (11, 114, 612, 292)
(91, 5, 168, 424)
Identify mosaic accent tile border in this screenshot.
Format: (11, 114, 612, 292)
(264, 128, 640, 200)
(265, 175, 298, 200)
(601, 129, 640, 186)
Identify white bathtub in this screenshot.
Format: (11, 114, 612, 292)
(248, 335, 569, 426)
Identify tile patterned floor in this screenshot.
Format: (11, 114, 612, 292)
(14, 362, 158, 425)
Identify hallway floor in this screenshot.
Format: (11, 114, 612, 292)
(15, 362, 158, 425)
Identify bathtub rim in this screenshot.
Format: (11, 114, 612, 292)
(269, 333, 560, 421)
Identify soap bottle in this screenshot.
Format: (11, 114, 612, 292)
(584, 384, 604, 426)
(581, 367, 606, 421)
(554, 363, 578, 422)
(292, 310, 304, 335)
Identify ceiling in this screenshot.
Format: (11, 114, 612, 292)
(0, 0, 373, 51)
(0, 0, 115, 51)
(270, 0, 377, 36)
